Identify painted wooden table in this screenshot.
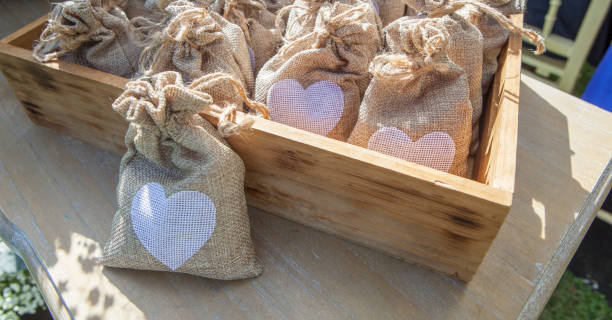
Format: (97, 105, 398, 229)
(0, 60, 610, 319)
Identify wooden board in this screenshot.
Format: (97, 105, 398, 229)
(0, 13, 520, 280)
(1, 70, 611, 319)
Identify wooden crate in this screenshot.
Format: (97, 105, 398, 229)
(0, 14, 521, 281)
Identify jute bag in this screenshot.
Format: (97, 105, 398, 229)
(139, 1, 254, 94)
(405, 0, 544, 93)
(33, 0, 143, 78)
(459, 0, 528, 92)
(403, 0, 543, 156)
(101, 71, 269, 279)
(256, 2, 380, 141)
(347, 18, 472, 176)
(207, 0, 283, 75)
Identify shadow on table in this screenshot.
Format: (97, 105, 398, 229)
(448, 79, 592, 319)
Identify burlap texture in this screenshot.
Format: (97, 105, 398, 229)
(101, 71, 266, 280)
(347, 18, 472, 176)
(263, 0, 292, 12)
(470, 13, 508, 93)
(255, 2, 380, 141)
(116, 0, 166, 18)
(33, 0, 143, 78)
(207, 0, 283, 75)
(376, 0, 406, 26)
(280, 0, 382, 42)
(139, 1, 254, 94)
(428, 13, 483, 155)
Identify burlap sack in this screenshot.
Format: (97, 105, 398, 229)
(404, 0, 543, 93)
(347, 18, 472, 176)
(207, 0, 283, 75)
(139, 1, 254, 94)
(33, 0, 142, 78)
(255, 2, 380, 141)
(101, 71, 268, 279)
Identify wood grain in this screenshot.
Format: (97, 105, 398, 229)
(0, 14, 523, 280)
(474, 15, 522, 193)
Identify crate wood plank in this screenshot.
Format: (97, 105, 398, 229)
(473, 15, 522, 193)
(0, 14, 519, 280)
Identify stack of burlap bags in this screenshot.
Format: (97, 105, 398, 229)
(31, 0, 543, 278)
(255, 0, 541, 177)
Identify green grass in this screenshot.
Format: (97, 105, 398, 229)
(540, 271, 612, 320)
(572, 63, 596, 98)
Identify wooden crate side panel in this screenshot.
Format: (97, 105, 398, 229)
(0, 44, 127, 152)
(474, 15, 522, 194)
(226, 120, 511, 280)
(1, 14, 48, 49)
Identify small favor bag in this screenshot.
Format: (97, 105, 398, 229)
(256, 2, 380, 141)
(406, 0, 544, 93)
(139, 1, 254, 93)
(208, 0, 283, 75)
(101, 71, 268, 279)
(33, 0, 143, 78)
(347, 18, 472, 176)
(458, 0, 525, 93)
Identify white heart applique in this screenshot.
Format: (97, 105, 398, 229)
(368, 127, 456, 172)
(131, 183, 216, 271)
(267, 79, 344, 136)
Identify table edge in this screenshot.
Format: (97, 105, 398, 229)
(517, 158, 612, 319)
(0, 208, 73, 320)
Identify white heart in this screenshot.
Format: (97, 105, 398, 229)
(131, 183, 216, 270)
(267, 79, 344, 136)
(368, 127, 456, 172)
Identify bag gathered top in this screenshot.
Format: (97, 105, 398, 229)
(33, 0, 143, 78)
(256, 1, 381, 141)
(347, 17, 472, 176)
(207, 0, 283, 75)
(404, 0, 543, 92)
(138, 1, 255, 94)
(101, 71, 268, 279)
